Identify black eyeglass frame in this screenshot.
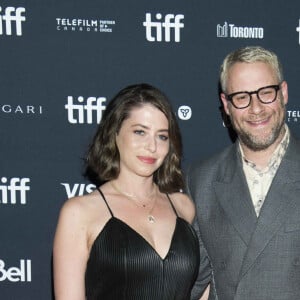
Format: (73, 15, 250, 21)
(225, 84, 281, 109)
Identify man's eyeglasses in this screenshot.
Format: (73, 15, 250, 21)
(225, 84, 281, 109)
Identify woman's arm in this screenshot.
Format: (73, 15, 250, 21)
(53, 198, 89, 300)
(199, 285, 210, 300)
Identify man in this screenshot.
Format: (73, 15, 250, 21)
(187, 46, 300, 300)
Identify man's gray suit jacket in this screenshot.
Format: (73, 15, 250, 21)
(186, 133, 300, 300)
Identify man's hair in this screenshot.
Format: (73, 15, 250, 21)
(220, 46, 284, 93)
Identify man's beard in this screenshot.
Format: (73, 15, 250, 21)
(237, 120, 285, 151)
(231, 103, 286, 151)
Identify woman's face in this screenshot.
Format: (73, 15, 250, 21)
(116, 104, 170, 178)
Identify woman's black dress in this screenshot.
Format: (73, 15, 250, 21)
(85, 188, 200, 300)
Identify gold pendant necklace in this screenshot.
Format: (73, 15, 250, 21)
(148, 214, 155, 223)
(110, 181, 157, 223)
(146, 197, 157, 223)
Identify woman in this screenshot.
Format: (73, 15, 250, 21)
(53, 83, 200, 299)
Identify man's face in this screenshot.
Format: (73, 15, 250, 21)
(221, 62, 288, 152)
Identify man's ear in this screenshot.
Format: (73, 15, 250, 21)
(220, 93, 230, 115)
(280, 81, 288, 105)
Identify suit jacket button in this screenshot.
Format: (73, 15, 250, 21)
(220, 261, 226, 269)
(293, 258, 300, 266)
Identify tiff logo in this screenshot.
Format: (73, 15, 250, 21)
(297, 19, 300, 45)
(65, 96, 106, 124)
(0, 6, 26, 36)
(0, 177, 30, 204)
(143, 13, 184, 42)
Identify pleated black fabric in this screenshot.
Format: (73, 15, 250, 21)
(85, 189, 200, 300)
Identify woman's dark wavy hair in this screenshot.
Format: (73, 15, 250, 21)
(85, 83, 184, 193)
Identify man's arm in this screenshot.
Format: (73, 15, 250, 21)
(190, 218, 214, 300)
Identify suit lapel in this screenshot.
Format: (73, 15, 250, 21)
(214, 145, 257, 245)
(239, 138, 300, 279)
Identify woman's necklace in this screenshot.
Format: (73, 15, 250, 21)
(110, 181, 157, 223)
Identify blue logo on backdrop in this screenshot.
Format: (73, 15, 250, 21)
(217, 21, 264, 39)
(0, 6, 26, 36)
(143, 13, 184, 42)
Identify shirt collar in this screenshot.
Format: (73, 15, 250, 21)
(239, 124, 290, 172)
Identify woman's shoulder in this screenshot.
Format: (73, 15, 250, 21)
(63, 189, 98, 209)
(58, 190, 102, 225)
(168, 191, 195, 223)
(169, 190, 191, 202)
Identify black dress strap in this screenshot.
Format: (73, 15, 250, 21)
(97, 187, 114, 217)
(166, 194, 179, 217)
